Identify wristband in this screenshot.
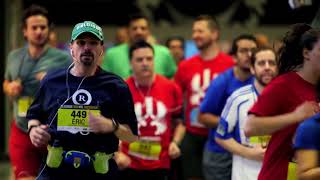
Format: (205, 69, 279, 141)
(28, 125, 39, 134)
(111, 118, 119, 133)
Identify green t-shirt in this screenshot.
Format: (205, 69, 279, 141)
(5, 46, 71, 132)
(101, 43, 177, 79)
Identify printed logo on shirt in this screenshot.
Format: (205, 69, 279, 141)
(190, 69, 218, 106)
(72, 89, 92, 105)
(135, 97, 167, 135)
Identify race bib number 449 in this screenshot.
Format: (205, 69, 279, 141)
(57, 106, 100, 134)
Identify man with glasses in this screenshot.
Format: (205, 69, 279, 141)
(198, 34, 257, 180)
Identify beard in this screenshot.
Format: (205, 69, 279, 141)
(195, 39, 212, 50)
(80, 52, 94, 66)
(29, 38, 48, 48)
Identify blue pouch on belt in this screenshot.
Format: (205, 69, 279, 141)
(63, 150, 91, 169)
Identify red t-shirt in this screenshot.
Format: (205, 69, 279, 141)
(122, 75, 183, 170)
(174, 52, 234, 136)
(249, 72, 316, 180)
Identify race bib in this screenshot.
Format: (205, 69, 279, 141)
(128, 137, 161, 160)
(18, 96, 33, 117)
(287, 162, 297, 180)
(249, 135, 271, 148)
(57, 105, 100, 134)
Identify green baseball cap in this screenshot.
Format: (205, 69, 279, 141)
(71, 21, 104, 42)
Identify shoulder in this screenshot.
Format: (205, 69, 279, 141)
(177, 55, 200, 69)
(98, 68, 129, 89)
(217, 52, 234, 61)
(213, 68, 233, 84)
(7, 47, 26, 59)
(298, 114, 320, 133)
(106, 44, 127, 54)
(152, 44, 170, 53)
(230, 84, 254, 98)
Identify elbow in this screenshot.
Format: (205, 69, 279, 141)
(244, 115, 256, 137)
(198, 113, 205, 124)
(215, 136, 223, 146)
(244, 125, 253, 137)
(125, 135, 139, 143)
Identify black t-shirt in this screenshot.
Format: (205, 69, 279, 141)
(27, 66, 138, 154)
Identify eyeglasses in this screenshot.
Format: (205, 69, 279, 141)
(238, 48, 256, 54)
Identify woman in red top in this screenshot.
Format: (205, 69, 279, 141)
(244, 23, 320, 180)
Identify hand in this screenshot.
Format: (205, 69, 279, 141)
(6, 80, 23, 97)
(88, 113, 114, 134)
(35, 71, 47, 81)
(114, 151, 131, 170)
(294, 101, 320, 122)
(29, 124, 51, 148)
(247, 145, 265, 161)
(168, 141, 181, 159)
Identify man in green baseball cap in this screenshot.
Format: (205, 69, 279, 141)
(27, 19, 138, 179)
(69, 20, 105, 66)
(71, 20, 104, 42)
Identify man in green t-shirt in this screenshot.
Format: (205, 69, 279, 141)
(101, 14, 176, 79)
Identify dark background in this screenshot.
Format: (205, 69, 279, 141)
(23, 0, 319, 26)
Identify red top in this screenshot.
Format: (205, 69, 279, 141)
(122, 75, 183, 170)
(249, 72, 316, 180)
(174, 52, 234, 136)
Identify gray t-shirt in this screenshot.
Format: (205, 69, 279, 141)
(5, 46, 71, 132)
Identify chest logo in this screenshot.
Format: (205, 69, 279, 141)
(72, 89, 92, 105)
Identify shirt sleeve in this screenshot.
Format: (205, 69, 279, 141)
(294, 116, 320, 150)
(215, 92, 239, 139)
(4, 51, 15, 80)
(26, 78, 48, 124)
(200, 74, 227, 116)
(113, 82, 138, 135)
(163, 49, 177, 79)
(101, 49, 113, 72)
(249, 81, 286, 116)
(172, 81, 183, 119)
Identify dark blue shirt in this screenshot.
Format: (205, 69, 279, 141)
(27, 67, 138, 154)
(294, 113, 320, 150)
(200, 68, 253, 153)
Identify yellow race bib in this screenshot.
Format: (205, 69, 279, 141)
(249, 135, 271, 148)
(57, 105, 100, 133)
(128, 137, 162, 160)
(18, 96, 33, 117)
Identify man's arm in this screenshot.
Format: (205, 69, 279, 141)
(3, 79, 23, 97)
(215, 137, 265, 161)
(169, 121, 185, 159)
(198, 113, 220, 128)
(244, 101, 319, 137)
(296, 149, 320, 180)
(28, 119, 51, 148)
(88, 113, 138, 143)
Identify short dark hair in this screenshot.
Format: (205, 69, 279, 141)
(22, 4, 51, 29)
(165, 36, 185, 50)
(229, 34, 257, 55)
(128, 13, 149, 27)
(194, 15, 219, 31)
(129, 40, 154, 60)
(251, 47, 276, 66)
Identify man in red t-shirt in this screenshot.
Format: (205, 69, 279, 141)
(245, 23, 320, 180)
(174, 15, 234, 180)
(115, 40, 184, 180)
